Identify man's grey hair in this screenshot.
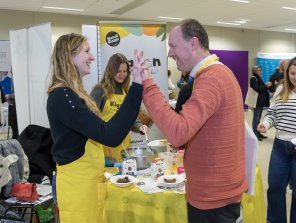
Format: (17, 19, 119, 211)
(252, 65, 262, 73)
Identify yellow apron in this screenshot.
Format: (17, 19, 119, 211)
(56, 139, 107, 223)
(101, 92, 131, 162)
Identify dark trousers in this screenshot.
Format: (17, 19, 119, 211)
(187, 202, 242, 223)
(252, 107, 263, 138)
(267, 138, 296, 223)
(8, 103, 18, 139)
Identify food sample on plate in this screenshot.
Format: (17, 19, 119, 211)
(158, 174, 185, 187)
(136, 181, 145, 186)
(164, 178, 177, 183)
(116, 176, 130, 183)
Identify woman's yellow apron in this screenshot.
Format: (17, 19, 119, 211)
(56, 139, 107, 223)
(101, 92, 131, 162)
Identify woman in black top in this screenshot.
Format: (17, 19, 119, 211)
(250, 65, 272, 140)
(46, 33, 143, 223)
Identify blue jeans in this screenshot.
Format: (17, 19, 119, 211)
(252, 107, 263, 138)
(267, 138, 296, 223)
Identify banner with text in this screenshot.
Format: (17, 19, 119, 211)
(98, 22, 168, 99)
(256, 52, 296, 83)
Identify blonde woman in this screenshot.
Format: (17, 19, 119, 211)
(46, 33, 143, 223)
(258, 57, 296, 223)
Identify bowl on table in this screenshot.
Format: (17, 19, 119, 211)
(147, 139, 169, 154)
(122, 147, 156, 170)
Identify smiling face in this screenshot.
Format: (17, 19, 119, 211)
(72, 41, 95, 77)
(288, 64, 296, 90)
(168, 26, 193, 72)
(114, 63, 128, 84)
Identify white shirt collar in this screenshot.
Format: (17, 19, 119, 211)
(189, 54, 222, 78)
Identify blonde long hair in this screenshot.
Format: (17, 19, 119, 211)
(47, 33, 100, 116)
(276, 56, 296, 103)
(94, 53, 130, 99)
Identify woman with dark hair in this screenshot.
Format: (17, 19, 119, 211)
(250, 65, 272, 140)
(90, 53, 147, 163)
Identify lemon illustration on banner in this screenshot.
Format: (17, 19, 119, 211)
(143, 24, 166, 41)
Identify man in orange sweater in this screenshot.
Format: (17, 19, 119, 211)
(140, 19, 247, 223)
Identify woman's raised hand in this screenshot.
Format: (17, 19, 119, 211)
(131, 49, 152, 84)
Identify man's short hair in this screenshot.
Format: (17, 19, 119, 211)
(180, 19, 209, 50)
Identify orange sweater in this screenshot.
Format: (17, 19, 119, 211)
(143, 64, 247, 209)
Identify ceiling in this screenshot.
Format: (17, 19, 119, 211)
(1, 0, 296, 33)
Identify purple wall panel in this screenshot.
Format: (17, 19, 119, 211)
(210, 49, 249, 109)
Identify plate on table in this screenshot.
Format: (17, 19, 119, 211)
(157, 174, 185, 187)
(110, 175, 135, 188)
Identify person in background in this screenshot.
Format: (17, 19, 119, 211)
(250, 65, 272, 141)
(269, 59, 287, 95)
(0, 83, 5, 127)
(257, 57, 296, 223)
(139, 19, 247, 223)
(90, 53, 147, 163)
(177, 71, 194, 88)
(0, 83, 5, 104)
(7, 93, 18, 139)
(175, 81, 193, 113)
(168, 69, 176, 99)
(46, 33, 143, 223)
(0, 68, 18, 139)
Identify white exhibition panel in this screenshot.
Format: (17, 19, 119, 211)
(82, 24, 99, 94)
(9, 28, 30, 133)
(10, 23, 51, 133)
(27, 23, 51, 128)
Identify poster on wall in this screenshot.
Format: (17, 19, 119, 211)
(0, 41, 11, 72)
(98, 21, 168, 99)
(0, 40, 12, 99)
(256, 52, 296, 83)
(0, 41, 12, 132)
